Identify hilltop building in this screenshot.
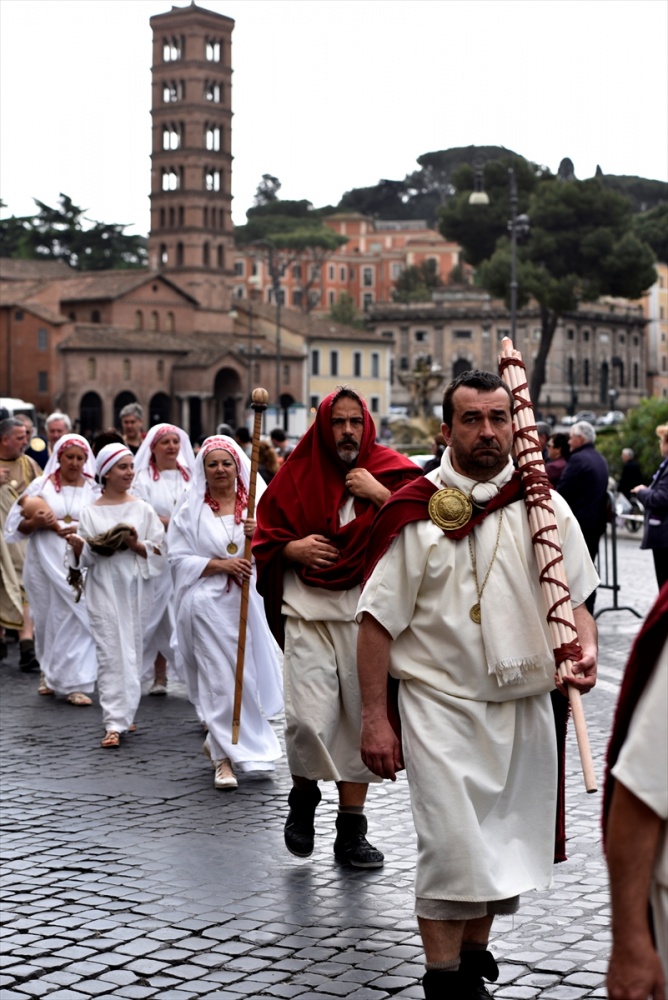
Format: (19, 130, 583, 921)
(233, 213, 463, 314)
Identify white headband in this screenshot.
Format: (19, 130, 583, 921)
(96, 444, 133, 479)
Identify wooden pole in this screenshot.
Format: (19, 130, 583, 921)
(232, 387, 269, 744)
(499, 339, 597, 792)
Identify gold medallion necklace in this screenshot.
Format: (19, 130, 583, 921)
(60, 479, 82, 524)
(217, 512, 238, 555)
(467, 510, 504, 624)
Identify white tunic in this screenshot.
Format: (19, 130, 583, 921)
(5, 477, 99, 695)
(358, 471, 598, 902)
(132, 468, 189, 680)
(78, 500, 166, 732)
(168, 502, 283, 770)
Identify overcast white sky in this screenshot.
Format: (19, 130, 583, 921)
(1, 0, 666, 236)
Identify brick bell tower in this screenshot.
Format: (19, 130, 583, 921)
(148, 3, 234, 321)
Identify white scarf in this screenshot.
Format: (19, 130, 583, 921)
(439, 448, 555, 688)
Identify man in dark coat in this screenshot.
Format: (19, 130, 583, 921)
(617, 448, 643, 499)
(558, 421, 609, 612)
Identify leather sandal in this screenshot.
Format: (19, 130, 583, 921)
(100, 731, 120, 748)
(38, 672, 54, 696)
(66, 692, 92, 706)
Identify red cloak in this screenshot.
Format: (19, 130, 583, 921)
(253, 391, 422, 647)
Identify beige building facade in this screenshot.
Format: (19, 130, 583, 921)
(368, 290, 647, 421)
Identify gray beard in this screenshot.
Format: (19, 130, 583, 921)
(337, 444, 360, 464)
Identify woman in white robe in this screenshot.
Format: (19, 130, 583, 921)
(168, 435, 283, 789)
(68, 444, 166, 748)
(132, 423, 195, 693)
(4, 433, 99, 703)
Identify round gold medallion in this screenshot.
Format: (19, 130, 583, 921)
(63, 515, 73, 524)
(226, 542, 238, 555)
(469, 603, 481, 624)
(428, 488, 472, 531)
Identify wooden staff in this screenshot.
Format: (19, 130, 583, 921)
(499, 338, 597, 793)
(232, 387, 269, 744)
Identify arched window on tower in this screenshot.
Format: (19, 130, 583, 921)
(159, 208, 165, 229)
(205, 125, 220, 151)
(162, 124, 181, 150)
(205, 37, 221, 62)
(217, 245, 224, 269)
(163, 80, 183, 103)
(91, 309, 101, 323)
(205, 80, 221, 103)
(160, 244, 168, 265)
(169, 207, 175, 228)
(203, 243, 210, 267)
(162, 168, 180, 191)
(176, 242, 184, 266)
(163, 36, 182, 62)
(205, 168, 221, 192)
(178, 206, 184, 226)
(203, 206, 209, 228)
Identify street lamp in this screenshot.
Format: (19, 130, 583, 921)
(468, 164, 529, 340)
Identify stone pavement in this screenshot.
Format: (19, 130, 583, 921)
(0, 532, 661, 1000)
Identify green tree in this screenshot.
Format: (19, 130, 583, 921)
(440, 165, 657, 405)
(0, 194, 147, 269)
(328, 292, 365, 329)
(392, 260, 443, 303)
(235, 191, 347, 313)
(633, 203, 668, 264)
(596, 398, 668, 482)
(253, 173, 281, 205)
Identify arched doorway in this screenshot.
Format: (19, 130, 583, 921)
(114, 391, 138, 429)
(452, 358, 471, 379)
(149, 392, 171, 427)
(213, 367, 243, 431)
(79, 392, 103, 440)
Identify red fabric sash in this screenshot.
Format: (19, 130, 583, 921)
(363, 469, 525, 584)
(253, 391, 421, 647)
(603, 581, 668, 845)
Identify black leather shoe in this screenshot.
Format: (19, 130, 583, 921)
(333, 812, 384, 868)
(422, 968, 466, 998)
(19, 641, 39, 673)
(459, 949, 499, 999)
(284, 784, 321, 857)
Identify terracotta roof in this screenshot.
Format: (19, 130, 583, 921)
(0, 258, 72, 280)
(0, 283, 68, 324)
(56, 270, 161, 301)
(58, 326, 188, 353)
(234, 300, 391, 344)
(175, 331, 302, 369)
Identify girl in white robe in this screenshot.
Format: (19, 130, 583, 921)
(68, 444, 166, 748)
(4, 434, 99, 703)
(167, 435, 283, 788)
(132, 423, 195, 693)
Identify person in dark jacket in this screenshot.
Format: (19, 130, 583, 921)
(617, 448, 643, 499)
(545, 432, 570, 486)
(558, 421, 609, 612)
(631, 423, 668, 589)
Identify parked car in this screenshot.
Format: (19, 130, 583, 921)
(574, 411, 598, 425)
(597, 410, 626, 426)
(409, 454, 433, 469)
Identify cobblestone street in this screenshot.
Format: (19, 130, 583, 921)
(0, 532, 661, 1000)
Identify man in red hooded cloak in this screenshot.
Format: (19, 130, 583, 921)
(253, 387, 421, 867)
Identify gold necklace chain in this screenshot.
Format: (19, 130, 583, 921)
(60, 479, 83, 524)
(467, 509, 504, 624)
(216, 511, 239, 555)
